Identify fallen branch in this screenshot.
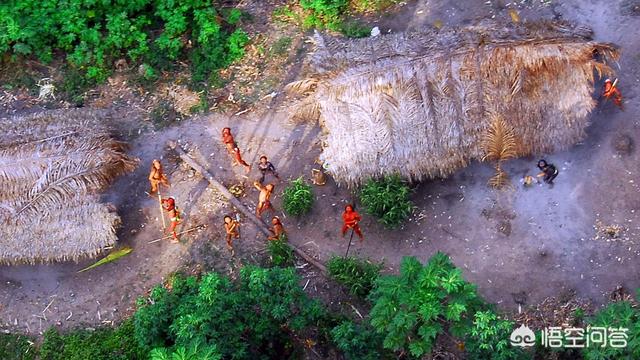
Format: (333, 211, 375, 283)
(168, 141, 327, 273)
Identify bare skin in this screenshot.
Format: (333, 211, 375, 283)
(254, 182, 275, 217)
(148, 159, 170, 194)
(267, 217, 286, 241)
(224, 215, 240, 254)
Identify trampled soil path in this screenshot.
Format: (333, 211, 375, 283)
(1, 0, 639, 343)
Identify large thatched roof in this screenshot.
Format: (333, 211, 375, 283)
(286, 20, 619, 185)
(0, 109, 138, 264)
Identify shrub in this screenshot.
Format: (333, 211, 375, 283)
(39, 318, 145, 360)
(581, 294, 640, 360)
(359, 174, 414, 229)
(282, 177, 314, 216)
(300, 0, 349, 30)
(331, 320, 391, 360)
(0, 1, 249, 87)
(0, 333, 37, 360)
(339, 20, 371, 38)
(267, 236, 295, 267)
(327, 256, 382, 297)
(367, 253, 528, 359)
(465, 310, 527, 360)
(134, 267, 325, 359)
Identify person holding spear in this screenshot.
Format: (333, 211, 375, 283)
(161, 197, 181, 243)
(149, 159, 171, 230)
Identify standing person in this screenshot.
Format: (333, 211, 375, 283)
(161, 197, 181, 243)
(232, 145, 251, 173)
(267, 216, 286, 241)
(254, 181, 275, 217)
(148, 159, 170, 195)
(341, 204, 364, 242)
(258, 155, 280, 183)
(221, 127, 251, 172)
(602, 78, 623, 109)
(223, 215, 240, 255)
(536, 159, 559, 184)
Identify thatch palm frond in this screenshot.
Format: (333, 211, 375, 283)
(482, 115, 520, 163)
(288, 20, 618, 186)
(0, 110, 138, 264)
(284, 78, 320, 95)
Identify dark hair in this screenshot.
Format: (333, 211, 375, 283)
(538, 159, 547, 167)
(345, 204, 354, 211)
(260, 155, 268, 161)
(222, 127, 231, 134)
(224, 215, 232, 222)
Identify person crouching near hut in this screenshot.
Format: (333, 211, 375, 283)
(267, 216, 286, 241)
(148, 159, 170, 195)
(342, 204, 364, 242)
(224, 215, 240, 255)
(258, 155, 280, 183)
(161, 197, 181, 243)
(254, 182, 275, 217)
(536, 159, 558, 185)
(602, 78, 623, 109)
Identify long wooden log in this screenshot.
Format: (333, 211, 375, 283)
(168, 141, 327, 273)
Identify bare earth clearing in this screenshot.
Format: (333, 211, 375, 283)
(1, 0, 639, 346)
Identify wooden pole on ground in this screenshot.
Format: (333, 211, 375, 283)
(168, 141, 326, 273)
(157, 190, 166, 230)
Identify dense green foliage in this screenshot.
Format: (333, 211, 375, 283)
(134, 266, 325, 359)
(39, 319, 145, 360)
(368, 253, 526, 359)
(466, 310, 527, 360)
(359, 174, 414, 229)
(331, 320, 391, 360)
(581, 295, 640, 360)
(0, 333, 37, 360)
(267, 236, 295, 267)
(300, 0, 349, 30)
(282, 177, 314, 216)
(327, 256, 382, 297)
(0, 0, 248, 87)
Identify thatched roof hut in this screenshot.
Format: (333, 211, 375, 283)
(0, 109, 137, 264)
(286, 21, 619, 185)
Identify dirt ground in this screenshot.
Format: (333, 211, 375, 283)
(1, 0, 639, 345)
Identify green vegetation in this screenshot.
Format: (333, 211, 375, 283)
(282, 177, 314, 216)
(267, 236, 295, 267)
(331, 320, 392, 360)
(4, 255, 640, 359)
(368, 253, 526, 359)
(134, 266, 325, 359)
(0, 1, 249, 89)
(581, 295, 640, 360)
(300, 0, 349, 31)
(359, 174, 414, 229)
(0, 333, 36, 360)
(327, 256, 382, 297)
(39, 319, 145, 360)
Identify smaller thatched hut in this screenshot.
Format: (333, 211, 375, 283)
(0, 109, 137, 264)
(286, 20, 619, 185)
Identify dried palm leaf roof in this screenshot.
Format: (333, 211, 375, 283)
(286, 20, 619, 185)
(0, 109, 138, 264)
